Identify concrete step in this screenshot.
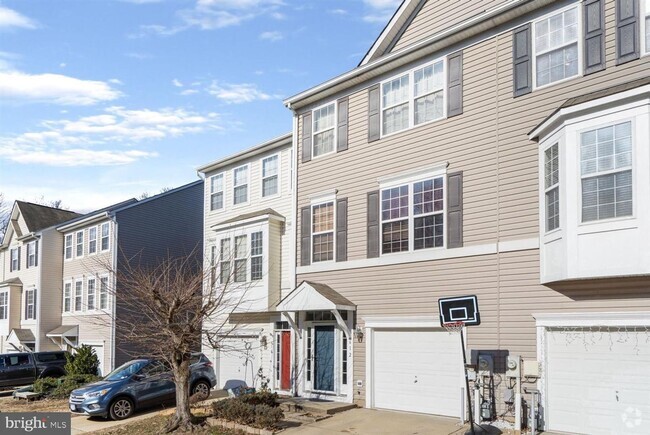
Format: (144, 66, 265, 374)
(278, 398, 356, 416)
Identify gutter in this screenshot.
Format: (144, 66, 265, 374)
(57, 212, 110, 232)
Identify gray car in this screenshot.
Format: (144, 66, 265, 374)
(69, 353, 216, 420)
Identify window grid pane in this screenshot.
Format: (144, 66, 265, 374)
(534, 7, 578, 86)
(262, 156, 279, 196)
(314, 129, 335, 157)
(100, 278, 108, 310)
(251, 231, 263, 281)
(101, 224, 109, 251)
(545, 144, 559, 188)
(413, 178, 443, 215)
(234, 259, 247, 282)
(381, 185, 409, 221)
(211, 192, 223, 210)
(382, 220, 409, 253)
(546, 187, 560, 231)
(312, 202, 334, 233)
(413, 61, 444, 125)
(75, 282, 83, 311)
(414, 214, 444, 250)
(582, 170, 632, 222)
(312, 233, 334, 262)
(263, 176, 278, 197)
(87, 279, 95, 310)
(580, 122, 632, 176)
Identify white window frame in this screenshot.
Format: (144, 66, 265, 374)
(10, 247, 19, 271)
(642, 0, 650, 55)
(379, 167, 447, 256)
(234, 234, 248, 283)
(100, 222, 110, 252)
(544, 143, 561, 233)
(379, 56, 447, 138)
(25, 288, 36, 320)
(311, 101, 337, 159)
(26, 241, 36, 268)
(210, 173, 225, 211)
(87, 277, 96, 311)
(63, 281, 72, 313)
(261, 154, 280, 198)
(0, 291, 7, 320)
(311, 198, 336, 263)
(74, 279, 83, 312)
(219, 238, 232, 285)
(64, 234, 73, 260)
(578, 119, 635, 225)
(75, 230, 84, 258)
(99, 275, 109, 310)
(88, 226, 98, 255)
(232, 164, 249, 206)
(250, 231, 263, 281)
(532, 3, 583, 90)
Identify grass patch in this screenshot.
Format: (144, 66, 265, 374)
(0, 397, 71, 413)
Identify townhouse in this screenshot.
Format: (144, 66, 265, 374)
(0, 201, 80, 353)
(54, 182, 203, 375)
(279, 1, 650, 434)
(197, 133, 294, 393)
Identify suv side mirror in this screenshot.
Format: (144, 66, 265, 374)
(132, 374, 145, 381)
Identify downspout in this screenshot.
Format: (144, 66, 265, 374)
(196, 171, 207, 354)
(110, 217, 118, 372)
(290, 112, 299, 397)
(36, 233, 42, 351)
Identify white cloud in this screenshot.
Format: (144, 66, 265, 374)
(108, 78, 123, 85)
(172, 78, 184, 87)
(0, 6, 38, 30)
(0, 106, 222, 167)
(59, 63, 66, 68)
(329, 9, 348, 15)
(259, 31, 282, 42)
(207, 81, 277, 104)
(180, 89, 199, 96)
(0, 70, 122, 105)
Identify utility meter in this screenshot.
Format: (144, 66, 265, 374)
(477, 354, 493, 375)
(506, 355, 520, 378)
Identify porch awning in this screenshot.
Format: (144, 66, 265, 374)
(46, 325, 78, 338)
(8, 328, 35, 343)
(277, 281, 355, 312)
(0, 277, 22, 287)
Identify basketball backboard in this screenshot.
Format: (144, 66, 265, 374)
(438, 295, 480, 326)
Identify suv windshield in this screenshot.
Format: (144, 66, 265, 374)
(104, 360, 149, 381)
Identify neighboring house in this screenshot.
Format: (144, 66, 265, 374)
(55, 182, 203, 375)
(0, 201, 80, 353)
(282, 1, 650, 434)
(197, 133, 294, 393)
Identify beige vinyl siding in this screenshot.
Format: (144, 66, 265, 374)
(268, 220, 282, 308)
(391, 0, 508, 53)
(62, 313, 112, 372)
(62, 220, 114, 284)
(37, 228, 65, 351)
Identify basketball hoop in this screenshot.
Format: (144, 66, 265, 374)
(442, 321, 464, 334)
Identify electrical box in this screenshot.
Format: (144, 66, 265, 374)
(467, 368, 477, 382)
(523, 360, 541, 377)
(503, 388, 515, 404)
(506, 354, 521, 378)
(477, 354, 493, 375)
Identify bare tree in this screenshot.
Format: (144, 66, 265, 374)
(0, 193, 9, 240)
(32, 195, 66, 209)
(97, 247, 254, 432)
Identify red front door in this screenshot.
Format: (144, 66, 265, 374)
(280, 331, 291, 390)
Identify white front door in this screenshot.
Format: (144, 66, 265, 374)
(372, 328, 462, 416)
(545, 327, 650, 434)
(218, 337, 260, 390)
(88, 344, 104, 376)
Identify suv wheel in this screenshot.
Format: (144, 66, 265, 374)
(109, 397, 134, 420)
(191, 380, 210, 401)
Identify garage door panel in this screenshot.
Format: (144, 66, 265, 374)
(218, 337, 260, 390)
(373, 329, 461, 417)
(547, 328, 650, 435)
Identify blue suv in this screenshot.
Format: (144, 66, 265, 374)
(69, 353, 216, 420)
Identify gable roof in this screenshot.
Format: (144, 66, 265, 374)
(359, 0, 417, 66)
(15, 201, 81, 234)
(277, 280, 355, 312)
(56, 198, 138, 232)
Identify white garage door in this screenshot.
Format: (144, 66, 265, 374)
(217, 337, 260, 390)
(546, 328, 650, 434)
(372, 329, 462, 416)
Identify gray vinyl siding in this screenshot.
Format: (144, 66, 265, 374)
(390, 0, 508, 53)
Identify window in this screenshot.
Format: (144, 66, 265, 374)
(233, 165, 248, 205)
(645, 0, 650, 54)
(545, 144, 560, 231)
(210, 174, 224, 211)
(220, 239, 231, 284)
(234, 235, 247, 282)
(87, 277, 96, 310)
(100, 223, 110, 251)
(381, 59, 445, 136)
(63, 282, 72, 313)
(89, 227, 97, 254)
(0, 292, 7, 320)
(312, 202, 334, 262)
(306, 327, 312, 382)
(75, 231, 84, 257)
(99, 276, 109, 310)
(74, 280, 83, 312)
(25, 289, 36, 320)
(262, 155, 279, 197)
(64, 234, 73, 259)
(210, 245, 217, 288)
(312, 103, 336, 157)
(10, 247, 19, 271)
(27, 242, 36, 268)
(342, 336, 348, 385)
(534, 6, 579, 87)
(251, 232, 263, 280)
(580, 122, 633, 222)
(381, 176, 445, 254)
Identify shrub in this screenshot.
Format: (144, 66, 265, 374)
(33, 374, 100, 399)
(64, 345, 100, 376)
(212, 394, 283, 429)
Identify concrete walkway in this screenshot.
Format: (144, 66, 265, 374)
(283, 408, 468, 435)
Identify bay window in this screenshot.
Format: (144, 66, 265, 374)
(312, 202, 334, 262)
(580, 122, 633, 222)
(251, 232, 263, 281)
(233, 165, 249, 205)
(262, 155, 279, 197)
(534, 6, 579, 87)
(312, 103, 336, 157)
(210, 174, 224, 211)
(220, 239, 231, 284)
(0, 292, 7, 320)
(545, 144, 560, 231)
(381, 176, 445, 254)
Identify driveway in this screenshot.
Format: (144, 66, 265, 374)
(284, 408, 468, 435)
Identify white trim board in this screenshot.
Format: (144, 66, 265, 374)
(533, 312, 650, 327)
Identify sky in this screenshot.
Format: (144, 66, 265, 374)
(0, 0, 401, 213)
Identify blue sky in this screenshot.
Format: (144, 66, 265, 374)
(0, 0, 400, 212)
